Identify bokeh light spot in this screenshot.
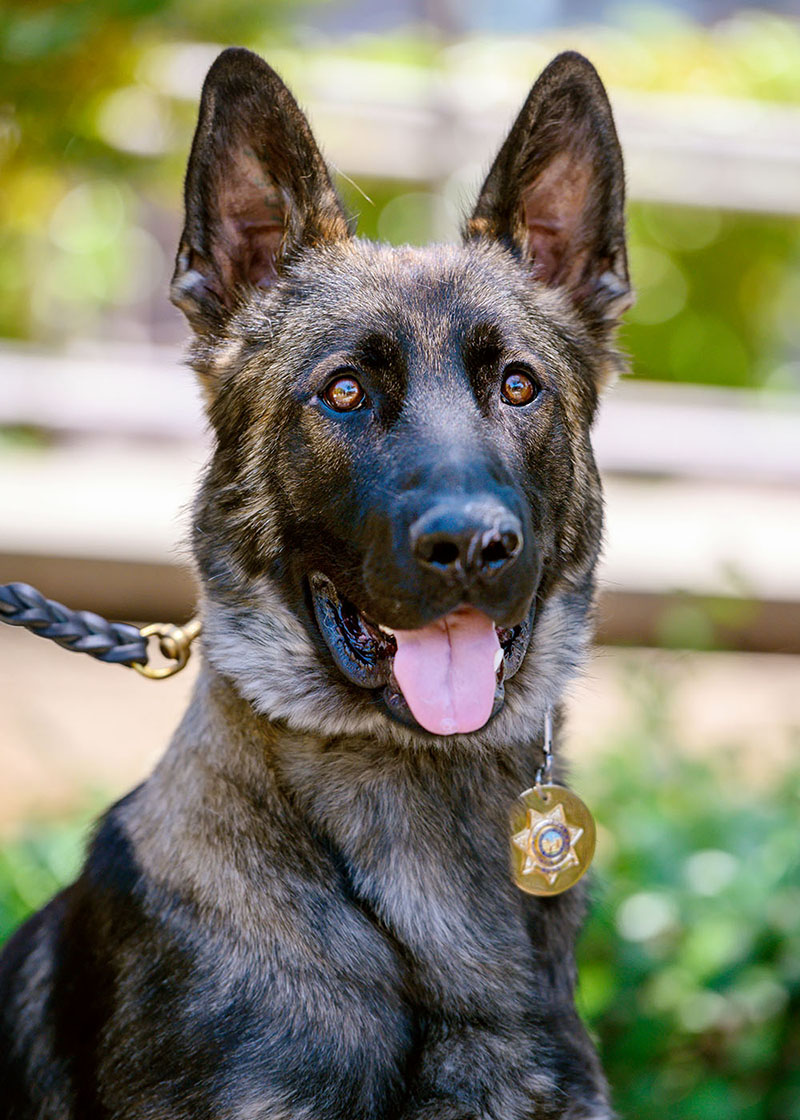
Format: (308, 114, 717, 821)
(49, 181, 125, 255)
(627, 244, 688, 325)
(684, 849, 739, 896)
(617, 891, 679, 942)
(96, 87, 171, 156)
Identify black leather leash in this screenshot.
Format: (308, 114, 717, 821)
(0, 582, 200, 678)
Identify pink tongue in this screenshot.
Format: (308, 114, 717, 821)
(392, 608, 500, 736)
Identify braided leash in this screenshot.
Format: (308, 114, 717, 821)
(0, 582, 200, 678)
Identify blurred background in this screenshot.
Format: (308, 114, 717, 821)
(1, 1, 799, 1116)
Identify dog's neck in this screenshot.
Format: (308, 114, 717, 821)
(125, 661, 537, 951)
(156, 659, 532, 826)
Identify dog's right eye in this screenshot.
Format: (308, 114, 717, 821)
(501, 365, 540, 407)
(320, 373, 366, 413)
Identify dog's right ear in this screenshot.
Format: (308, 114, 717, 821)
(171, 47, 349, 333)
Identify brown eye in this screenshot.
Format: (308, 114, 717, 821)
(501, 366, 539, 406)
(321, 373, 365, 412)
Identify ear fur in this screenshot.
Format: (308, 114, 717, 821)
(466, 52, 632, 324)
(171, 47, 349, 333)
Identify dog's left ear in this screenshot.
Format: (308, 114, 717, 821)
(466, 52, 632, 325)
(171, 47, 349, 333)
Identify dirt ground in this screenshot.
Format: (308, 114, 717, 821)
(1, 626, 798, 836)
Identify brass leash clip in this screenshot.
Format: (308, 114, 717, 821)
(133, 618, 202, 679)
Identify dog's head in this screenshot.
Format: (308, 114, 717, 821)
(172, 47, 631, 746)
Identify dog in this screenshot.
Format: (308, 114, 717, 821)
(0, 46, 632, 1119)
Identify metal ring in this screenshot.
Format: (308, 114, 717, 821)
(132, 619, 202, 680)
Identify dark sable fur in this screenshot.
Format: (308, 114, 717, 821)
(0, 47, 631, 1118)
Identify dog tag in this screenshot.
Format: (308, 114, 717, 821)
(510, 785, 595, 896)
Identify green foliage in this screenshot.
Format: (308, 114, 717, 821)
(0, 810, 92, 944)
(574, 664, 800, 1120)
(623, 204, 800, 393)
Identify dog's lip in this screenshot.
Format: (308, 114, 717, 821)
(308, 571, 534, 730)
(308, 572, 394, 689)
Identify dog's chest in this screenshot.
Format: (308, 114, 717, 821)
(280, 741, 536, 1007)
(121, 733, 540, 1116)
(205, 757, 537, 1118)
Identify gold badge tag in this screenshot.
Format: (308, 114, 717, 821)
(510, 785, 596, 896)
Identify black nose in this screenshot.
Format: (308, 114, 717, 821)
(410, 500, 523, 582)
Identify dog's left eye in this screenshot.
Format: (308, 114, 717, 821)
(321, 373, 366, 412)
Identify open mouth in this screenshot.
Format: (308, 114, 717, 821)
(309, 571, 533, 736)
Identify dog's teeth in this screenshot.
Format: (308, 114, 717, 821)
(494, 647, 504, 671)
(378, 624, 395, 636)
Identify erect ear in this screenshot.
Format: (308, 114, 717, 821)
(171, 47, 349, 333)
(466, 52, 631, 324)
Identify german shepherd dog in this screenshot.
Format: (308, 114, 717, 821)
(0, 46, 632, 1119)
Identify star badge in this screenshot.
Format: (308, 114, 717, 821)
(512, 801, 584, 886)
